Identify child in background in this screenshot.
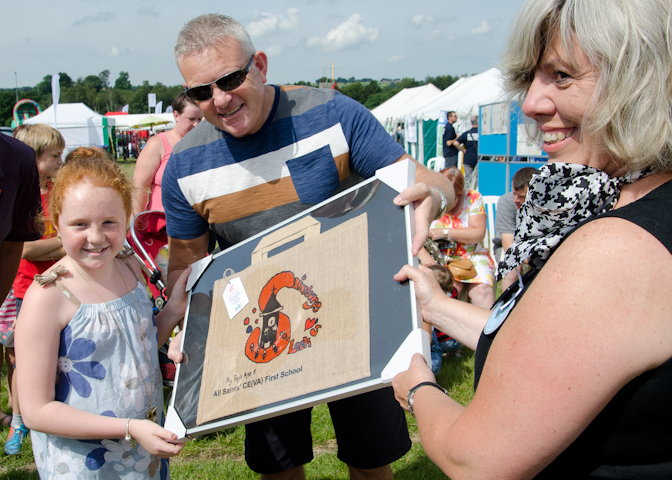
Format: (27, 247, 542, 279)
(5, 125, 66, 455)
(0, 288, 16, 428)
(15, 148, 190, 478)
(426, 265, 462, 375)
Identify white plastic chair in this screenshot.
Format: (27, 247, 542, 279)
(466, 163, 479, 190)
(481, 195, 500, 259)
(425, 156, 445, 172)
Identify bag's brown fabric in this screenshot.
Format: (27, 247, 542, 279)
(197, 214, 371, 425)
(447, 257, 478, 281)
(423, 239, 478, 281)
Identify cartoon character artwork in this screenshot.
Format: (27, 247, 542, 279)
(197, 213, 371, 425)
(244, 271, 322, 363)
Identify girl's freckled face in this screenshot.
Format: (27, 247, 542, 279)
(57, 180, 128, 271)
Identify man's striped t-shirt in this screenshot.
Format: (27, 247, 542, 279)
(162, 85, 405, 245)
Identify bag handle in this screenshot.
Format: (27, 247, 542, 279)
(251, 216, 321, 265)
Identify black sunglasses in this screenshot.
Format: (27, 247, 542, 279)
(184, 55, 255, 102)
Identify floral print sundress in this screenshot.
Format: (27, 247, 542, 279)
(31, 272, 169, 480)
(431, 189, 495, 286)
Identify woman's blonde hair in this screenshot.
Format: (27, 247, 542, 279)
(15, 124, 65, 158)
(50, 147, 133, 227)
(501, 0, 672, 172)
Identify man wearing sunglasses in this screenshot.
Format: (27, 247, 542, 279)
(163, 13, 454, 480)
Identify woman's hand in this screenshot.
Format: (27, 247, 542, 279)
(418, 247, 437, 266)
(394, 264, 445, 326)
(129, 419, 184, 458)
(393, 353, 436, 411)
(429, 228, 445, 241)
(396, 263, 488, 351)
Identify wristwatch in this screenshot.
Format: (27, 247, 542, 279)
(408, 381, 449, 416)
(443, 229, 450, 240)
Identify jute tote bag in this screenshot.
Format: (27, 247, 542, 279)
(197, 214, 371, 424)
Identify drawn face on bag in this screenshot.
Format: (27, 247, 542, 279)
(245, 271, 322, 363)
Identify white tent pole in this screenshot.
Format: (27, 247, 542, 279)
(418, 120, 424, 164)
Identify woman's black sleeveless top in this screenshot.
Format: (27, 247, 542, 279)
(474, 179, 672, 478)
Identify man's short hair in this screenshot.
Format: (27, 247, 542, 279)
(512, 167, 538, 190)
(447, 111, 456, 117)
(471, 115, 478, 126)
(174, 14, 256, 62)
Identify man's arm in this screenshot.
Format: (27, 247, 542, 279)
(444, 125, 457, 148)
(497, 232, 520, 291)
(0, 241, 24, 302)
(497, 193, 520, 292)
(166, 232, 209, 297)
(495, 194, 517, 242)
(501, 233, 514, 254)
(454, 132, 467, 152)
(21, 237, 64, 262)
(165, 233, 209, 363)
(393, 154, 455, 255)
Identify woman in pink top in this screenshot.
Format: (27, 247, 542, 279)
(132, 93, 202, 215)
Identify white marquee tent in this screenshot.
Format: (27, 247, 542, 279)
(106, 113, 175, 131)
(24, 103, 108, 154)
(407, 68, 506, 128)
(378, 68, 507, 162)
(370, 83, 442, 125)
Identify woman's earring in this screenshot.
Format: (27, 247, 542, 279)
(57, 234, 61, 242)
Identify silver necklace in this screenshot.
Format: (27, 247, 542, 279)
(70, 258, 157, 423)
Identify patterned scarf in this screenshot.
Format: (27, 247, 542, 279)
(496, 162, 651, 280)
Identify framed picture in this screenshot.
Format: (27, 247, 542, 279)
(165, 160, 428, 440)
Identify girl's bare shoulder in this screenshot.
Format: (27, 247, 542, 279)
(22, 266, 79, 328)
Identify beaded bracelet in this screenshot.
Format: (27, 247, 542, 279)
(125, 418, 137, 448)
(430, 188, 448, 219)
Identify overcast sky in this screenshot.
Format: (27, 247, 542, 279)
(4, 0, 526, 90)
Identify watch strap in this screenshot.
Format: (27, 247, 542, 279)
(408, 381, 449, 416)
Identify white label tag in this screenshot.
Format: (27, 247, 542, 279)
(222, 277, 249, 320)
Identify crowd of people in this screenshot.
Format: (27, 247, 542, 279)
(0, 0, 670, 478)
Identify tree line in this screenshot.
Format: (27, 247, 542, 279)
(0, 70, 463, 127)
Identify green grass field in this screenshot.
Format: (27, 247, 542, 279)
(0, 350, 475, 479)
(0, 160, 478, 478)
